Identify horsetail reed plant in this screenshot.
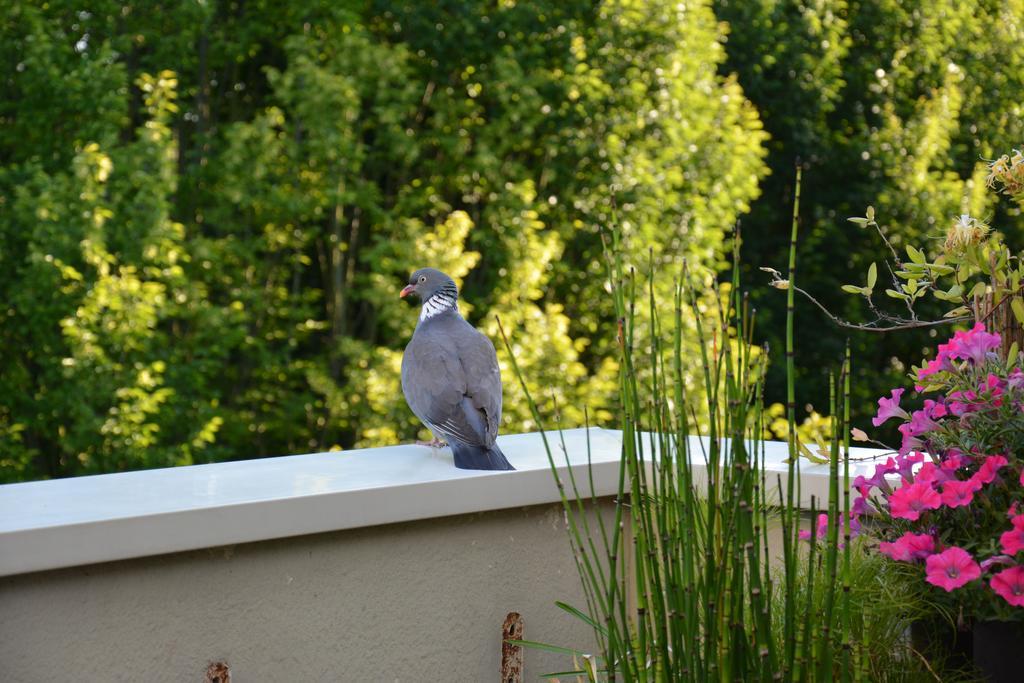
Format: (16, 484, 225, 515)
(497, 173, 935, 680)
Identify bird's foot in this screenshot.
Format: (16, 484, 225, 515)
(416, 437, 448, 448)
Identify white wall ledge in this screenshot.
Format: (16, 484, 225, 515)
(0, 428, 887, 577)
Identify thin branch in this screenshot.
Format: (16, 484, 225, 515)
(790, 285, 970, 333)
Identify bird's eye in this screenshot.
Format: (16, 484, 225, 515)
(419, 276, 426, 283)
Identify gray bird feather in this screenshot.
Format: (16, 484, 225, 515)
(401, 310, 501, 447)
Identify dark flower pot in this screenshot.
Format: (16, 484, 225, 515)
(973, 620, 1024, 682)
(910, 617, 973, 673)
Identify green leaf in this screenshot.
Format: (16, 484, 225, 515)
(555, 601, 608, 636)
(841, 284, 865, 295)
(906, 245, 926, 264)
(797, 440, 829, 464)
(1008, 342, 1020, 369)
(867, 262, 877, 289)
(505, 639, 587, 657)
(865, 205, 875, 221)
(540, 671, 593, 680)
(1012, 298, 1024, 324)
(847, 217, 868, 227)
(886, 289, 909, 300)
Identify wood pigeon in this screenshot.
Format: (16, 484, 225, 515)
(400, 268, 515, 471)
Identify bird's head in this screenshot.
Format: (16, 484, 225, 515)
(400, 268, 458, 301)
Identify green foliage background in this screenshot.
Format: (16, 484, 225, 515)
(1, 0, 1021, 481)
(716, 0, 1024, 423)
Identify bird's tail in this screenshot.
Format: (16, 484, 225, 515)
(450, 441, 515, 471)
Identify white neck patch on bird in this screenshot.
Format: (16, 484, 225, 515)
(420, 291, 459, 321)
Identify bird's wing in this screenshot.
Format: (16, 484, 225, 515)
(402, 330, 492, 447)
(456, 327, 502, 444)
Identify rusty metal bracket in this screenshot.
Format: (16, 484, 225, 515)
(501, 611, 524, 683)
(204, 661, 231, 683)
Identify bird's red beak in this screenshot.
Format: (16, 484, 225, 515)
(400, 284, 416, 298)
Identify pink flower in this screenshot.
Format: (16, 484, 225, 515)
(1001, 525, 1024, 555)
(981, 555, 1016, 571)
(972, 455, 1009, 486)
(925, 547, 981, 592)
(879, 532, 935, 562)
(940, 478, 982, 508)
(977, 373, 1007, 407)
(917, 340, 956, 385)
(799, 512, 861, 544)
(1000, 515, 1024, 555)
(983, 373, 1007, 392)
(896, 451, 925, 481)
(854, 458, 896, 493)
(940, 450, 968, 473)
(948, 323, 1001, 365)
(851, 494, 872, 516)
(897, 425, 924, 456)
(990, 565, 1024, 607)
(946, 390, 977, 416)
(888, 480, 942, 521)
(905, 409, 940, 437)
(916, 462, 948, 485)
(873, 388, 909, 426)
(799, 514, 828, 542)
(1009, 368, 1024, 391)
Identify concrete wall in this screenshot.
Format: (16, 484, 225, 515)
(0, 502, 612, 682)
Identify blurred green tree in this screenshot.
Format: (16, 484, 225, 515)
(714, 0, 1024, 425)
(0, 0, 766, 480)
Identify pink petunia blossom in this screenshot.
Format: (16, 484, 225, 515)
(854, 458, 896, 493)
(888, 480, 942, 521)
(897, 424, 924, 457)
(798, 513, 828, 542)
(799, 512, 861, 544)
(940, 478, 982, 509)
(1001, 523, 1024, 555)
(896, 451, 925, 481)
(947, 322, 1001, 365)
(915, 462, 948, 485)
(972, 455, 1009, 486)
(946, 390, 977, 417)
(872, 388, 909, 427)
(990, 565, 1024, 607)
(925, 547, 981, 592)
(851, 494, 872, 516)
(922, 399, 948, 420)
(940, 449, 968, 473)
(917, 340, 956, 386)
(878, 532, 935, 562)
(980, 373, 1007, 407)
(981, 555, 1016, 571)
(909, 411, 937, 438)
